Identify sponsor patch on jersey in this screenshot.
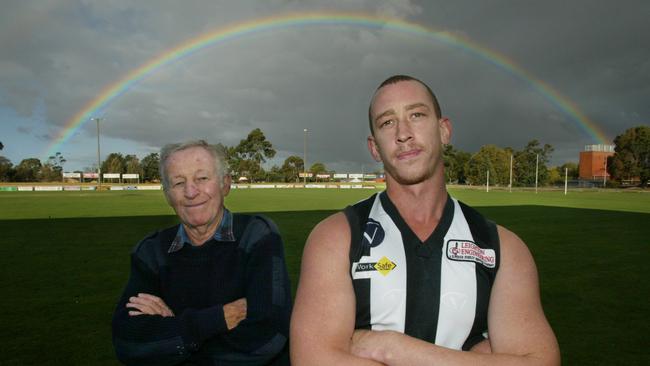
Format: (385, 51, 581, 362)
(361, 218, 385, 248)
(354, 256, 397, 276)
(446, 240, 496, 268)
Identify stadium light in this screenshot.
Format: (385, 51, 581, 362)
(303, 128, 308, 184)
(92, 117, 102, 189)
(535, 153, 539, 194)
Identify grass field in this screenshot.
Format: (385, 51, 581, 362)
(1, 188, 648, 365)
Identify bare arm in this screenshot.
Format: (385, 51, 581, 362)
(290, 212, 385, 366)
(350, 225, 560, 366)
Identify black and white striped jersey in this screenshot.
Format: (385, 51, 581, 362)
(344, 191, 500, 351)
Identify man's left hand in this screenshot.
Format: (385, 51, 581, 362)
(127, 293, 175, 317)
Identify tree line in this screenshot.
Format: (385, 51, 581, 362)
(443, 139, 577, 187)
(0, 125, 647, 186)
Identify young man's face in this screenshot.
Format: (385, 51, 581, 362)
(164, 146, 230, 231)
(368, 80, 451, 185)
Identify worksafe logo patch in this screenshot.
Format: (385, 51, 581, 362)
(446, 240, 496, 268)
(355, 256, 397, 276)
(362, 218, 385, 248)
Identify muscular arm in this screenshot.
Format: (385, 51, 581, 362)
(291, 212, 385, 366)
(349, 226, 560, 366)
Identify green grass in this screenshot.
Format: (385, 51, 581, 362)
(0, 188, 648, 365)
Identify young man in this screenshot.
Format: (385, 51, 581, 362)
(290, 75, 560, 365)
(112, 140, 291, 365)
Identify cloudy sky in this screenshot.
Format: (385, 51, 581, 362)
(1, 0, 648, 173)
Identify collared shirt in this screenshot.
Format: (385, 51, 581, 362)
(168, 208, 235, 253)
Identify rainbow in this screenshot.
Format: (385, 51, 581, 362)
(46, 12, 609, 156)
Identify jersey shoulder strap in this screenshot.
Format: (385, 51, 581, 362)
(343, 193, 377, 264)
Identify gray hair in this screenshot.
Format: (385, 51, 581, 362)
(159, 139, 229, 191)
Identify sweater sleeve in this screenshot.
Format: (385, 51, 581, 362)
(207, 216, 292, 364)
(111, 237, 230, 365)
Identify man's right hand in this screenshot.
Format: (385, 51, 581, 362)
(224, 298, 247, 330)
(127, 293, 175, 317)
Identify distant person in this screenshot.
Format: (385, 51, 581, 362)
(291, 75, 560, 365)
(112, 140, 291, 365)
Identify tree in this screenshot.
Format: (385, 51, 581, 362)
(281, 156, 304, 182)
(547, 167, 563, 185)
(124, 154, 143, 176)
(225, 146, 242, 178)
(608, 126, 650, 186)
(0, 141, 4, 150)
(559, 162, 579, 179)
(309, 162, 328, 182)
(465, 145, 510, 186)
(41, 152, 66, 182)
(549, 162, 578, 186)
(310, 162, 327, 175)
(14, 158, 42, 182)
(0, 156, 13, 182)
(513, 140, 554, 187)
(233, 129, 276, 182)
(266, 165, 283, 182)
(443, 145, 471, 184)
(101, 153, 126, 174)
(141, 153, 160, 182)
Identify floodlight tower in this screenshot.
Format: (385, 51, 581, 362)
(92, 117, 102, 189)
(303, 128, 308, 184)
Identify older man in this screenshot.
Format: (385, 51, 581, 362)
(112, 140, 291, 365)
(291, 75, 560, 365)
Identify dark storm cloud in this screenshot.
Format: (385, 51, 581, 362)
(0, 0, 647, 171)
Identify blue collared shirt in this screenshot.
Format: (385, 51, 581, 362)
(168, 208, 235, 253)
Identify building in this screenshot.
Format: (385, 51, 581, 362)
(579, 144, 614, 180)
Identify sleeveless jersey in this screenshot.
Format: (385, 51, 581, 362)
(344, 192, 500, 350)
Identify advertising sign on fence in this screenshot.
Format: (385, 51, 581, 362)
(137, 185, 161, 190)
(62, 172, 81, 178)
(103, 173, 120, 179)
(34, 186, 63, 191)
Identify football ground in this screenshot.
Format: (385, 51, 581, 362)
(1, 188, 648, 365)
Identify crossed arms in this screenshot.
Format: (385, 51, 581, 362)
(112, 220, 291, 365)
(290, 212, 560, 365)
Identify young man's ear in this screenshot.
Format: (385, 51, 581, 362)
(367, 136, 383, 162)
(439, 117, 452, 145)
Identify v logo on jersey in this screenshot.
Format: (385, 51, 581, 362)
(362, 218, 385, 248)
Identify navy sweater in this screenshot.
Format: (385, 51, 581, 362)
(112, 214, 292, 365)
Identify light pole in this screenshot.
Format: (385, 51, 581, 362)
(303, 128, 308, 184)
(92, 117, 102, 189)
(534, 153, 539, 194)
(509, 154, 513, 193)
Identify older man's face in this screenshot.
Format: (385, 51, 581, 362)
(164, 146, 230, 231)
